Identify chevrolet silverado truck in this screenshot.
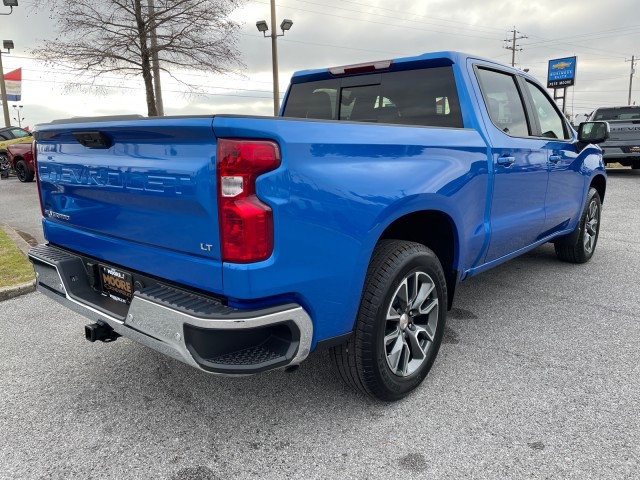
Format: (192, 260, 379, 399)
(588, 106, 640, 169)
(29, 52, 609, 401)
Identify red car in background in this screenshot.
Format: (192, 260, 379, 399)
(7, 140, 35, 182)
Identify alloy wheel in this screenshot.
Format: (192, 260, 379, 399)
(583, 198, 600, 254)
(384, 271, 439, 377)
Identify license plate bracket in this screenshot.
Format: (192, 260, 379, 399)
(99, 265, 133, 304)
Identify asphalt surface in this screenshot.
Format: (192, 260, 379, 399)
(0, 175, 44, 244)
(1, 169, 639, 479)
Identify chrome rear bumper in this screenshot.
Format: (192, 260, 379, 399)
(28, 244, 313, 375)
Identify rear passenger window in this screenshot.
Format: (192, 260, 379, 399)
(525, 81, 570, 140)
(476, 68, 530, 137)
(283, 67, 463, 128)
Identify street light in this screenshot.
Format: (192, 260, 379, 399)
(256, 20, 268, 33)
(280, 19, 293, 32)
(0, 39, 14, 127)
(256, 0, 293, 115)
(1, 1, 18, 15)
(12, 104, 23, 128)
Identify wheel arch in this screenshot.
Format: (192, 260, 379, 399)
(590, 173, 606, 203)
(378, 210, 459, 309)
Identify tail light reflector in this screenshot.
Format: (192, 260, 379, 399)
(217, 139, 281, 263)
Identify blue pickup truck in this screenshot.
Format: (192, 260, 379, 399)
(29, 51, 608, 400)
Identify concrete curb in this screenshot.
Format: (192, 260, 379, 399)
(0, 224, 37, 302)
(0, 280, 36, 302)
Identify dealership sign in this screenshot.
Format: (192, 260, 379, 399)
(547, 57, 577, 88)
(4, 68, 21, 101)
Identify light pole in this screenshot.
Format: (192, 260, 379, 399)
(256, 1, 293, 116)
(12, 104, 23, 127)
(0, 39, 14, 127)
(0, 1, 18, 128)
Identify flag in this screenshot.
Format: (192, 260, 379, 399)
(5, 68, 21, 101)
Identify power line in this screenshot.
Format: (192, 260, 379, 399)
(526, 25, 640, 47)
(249, 0, 501, 41)
(288, 0, 506, 34)
(19, 77, 284, 99)
(241, 31, 409, 56)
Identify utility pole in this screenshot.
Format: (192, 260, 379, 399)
(627, 55, 636, 106)
(504, 27, 527, 67)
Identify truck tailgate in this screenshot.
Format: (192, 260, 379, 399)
(607, 120, 640, 142)
(34, 117, 223, 294)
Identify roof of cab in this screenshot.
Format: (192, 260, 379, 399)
(292, 51, 492, 83)
(289, 50, 536, 85)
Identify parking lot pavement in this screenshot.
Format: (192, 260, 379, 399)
(1, 169, 639, 479)
(0, 175, 44, 244)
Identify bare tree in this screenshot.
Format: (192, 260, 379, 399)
(31, 0, 245, 116)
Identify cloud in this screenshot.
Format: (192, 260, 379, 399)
(3, 0, 640, 126)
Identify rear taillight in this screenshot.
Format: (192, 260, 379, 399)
(33, 140, 44, 216)
(217, 139, 281, 263)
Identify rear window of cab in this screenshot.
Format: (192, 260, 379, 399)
(283, 67, 463, 128)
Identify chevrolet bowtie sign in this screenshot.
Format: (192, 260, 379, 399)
(547, 56, 577, 88)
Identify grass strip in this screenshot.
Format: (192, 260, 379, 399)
(0, 228, 34, 288)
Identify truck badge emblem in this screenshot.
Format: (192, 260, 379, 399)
(44, 209, 71, 221)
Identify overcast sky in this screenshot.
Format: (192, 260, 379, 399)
(2, 0, 639, 127)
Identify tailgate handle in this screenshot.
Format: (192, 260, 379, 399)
(73, 131, 112, 149)
(497, 155, 515, 167)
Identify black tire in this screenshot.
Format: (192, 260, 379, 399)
(15, 159, 34, 183)
(330, 240, 447, 401)
(554, 187, 601, 263)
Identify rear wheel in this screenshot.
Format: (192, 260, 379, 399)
(555, 187, 601, 263)
(330, 240, 447, 401)
(15, 160, 34, 182)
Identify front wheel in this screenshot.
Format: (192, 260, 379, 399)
(555, 187, 602, 263)
(330, 240, 447, 401)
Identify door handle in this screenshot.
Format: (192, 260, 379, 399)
(549, 155, 561, 163)
(497, 156, 515, 166)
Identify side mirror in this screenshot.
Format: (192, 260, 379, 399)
(578, 121, 609, 144)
